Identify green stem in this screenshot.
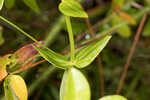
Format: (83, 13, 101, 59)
(0, 16, 38, 43)
(65, 16, 75, 62)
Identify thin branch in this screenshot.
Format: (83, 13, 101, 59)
(116, 14, 148, 94)
(131, 2, 143, 9)
(97, 56, 105, 96)
(85, 18, 95, 37)
(131, 2, 150, 15)
(23, 60, 47, 70)
(76, 13, 116, 42)
(85, 17, 105, 96)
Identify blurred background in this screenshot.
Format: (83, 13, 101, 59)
(0, 0, 150, 100)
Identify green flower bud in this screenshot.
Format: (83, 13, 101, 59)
(99, 95, 128, 100)
(60, 67, 91, 100)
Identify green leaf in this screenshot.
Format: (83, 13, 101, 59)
(23, 0, 40, 13)
(60, 67, 90, 100)
(142, 18, 150, 36)
(5, 0, 15, 9)
(99, 95, 127, 100)
(4, 75, 28, 100)
(117, 24, 131, 37)
(59, 0, 88, 18)
(75, 36, 111, 68)
(34, 46, 73, 69)
(112, 15, 131, 38)
(0, 0, 4, 10)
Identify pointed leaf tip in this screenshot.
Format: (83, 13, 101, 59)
(23, 0, 40, 13)
(75, 36, 111, 68)
(0, 0, 4, 10)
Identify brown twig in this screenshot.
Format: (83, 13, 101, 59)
(97, 56, 105, 96)
(87, 5, 107, 16)
(75, 12, 116, 42)
(131, 2, 150, 15)
(85, 18, 95, 37)
(85, 16, 105, 96)
(131, 2, 143, 9)
(23, 60, 47, 70)
(116, 14, 148, 94)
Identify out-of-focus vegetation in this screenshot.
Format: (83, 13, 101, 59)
(0, 0, 150, 100)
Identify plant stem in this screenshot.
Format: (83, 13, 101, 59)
(0, 16, 38, 43)
(65, 16, 75, 62)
